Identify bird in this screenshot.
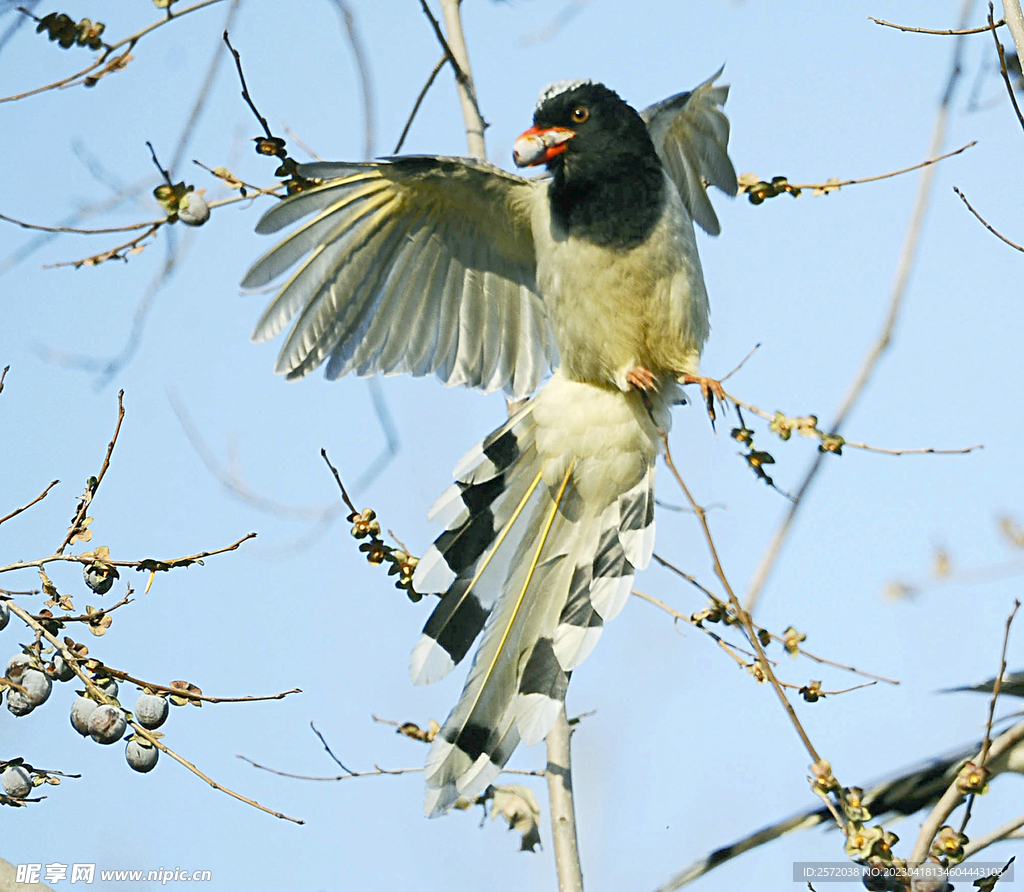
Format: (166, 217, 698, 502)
(658, 672, 1024, 890)
(241, 70, 737, 816)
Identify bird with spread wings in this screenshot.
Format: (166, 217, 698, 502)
(242, 70, 737, 816)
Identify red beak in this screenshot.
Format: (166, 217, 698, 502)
(512, 125, 575, 167)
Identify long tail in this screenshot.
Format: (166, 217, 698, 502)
(411, 372, 670, 816)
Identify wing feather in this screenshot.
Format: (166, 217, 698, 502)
(641, 68, 738, 236)
(241, 156, 554, 398)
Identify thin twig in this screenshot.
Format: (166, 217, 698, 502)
(651, 552, 727, 607)
(869, 16, 1004, 35)
(321, 449, 359, 517)
(962, 814, 1024, 858)
(236, 756, 545, 782)
(42, 225, 160, 269)
(238, 756, 420, 781)
(223, 31, 273, 139)
(0, 211, 161, 236)
(394, 55, 447, 154)
(979, 600, 1020, 767)
(959, 599, 1021, 831)
(57, 391, 124, 555)
(631, 589, 758, 667)
(725, 390, 982, 455)
(169, 0, 242, 175)
(743, 1, 976, 613)
(719, 344, 761, 383)
(746, 141, 976, 196)
(310, 721, 354, 774)
(30, 589, 134, 624)
(784, 642, 899, 685)
(954, 187, 1024, 252)
(99, 668, 301, 705)
(0, 532, 257, 575)
(0, 480, 59, 527)
(660, 432, 822, 766)
(428, 0, 487, 158)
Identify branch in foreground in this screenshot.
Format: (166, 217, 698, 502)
(739, 141, 974, 204)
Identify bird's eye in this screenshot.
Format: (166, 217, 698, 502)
(571, 106, 589, 124)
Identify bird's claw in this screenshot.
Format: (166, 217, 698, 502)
(626, 366, 659, 392)
(681, 374, 726, 428)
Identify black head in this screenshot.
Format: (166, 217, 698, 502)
(513, 81, 661, 178)
(514, 80, 665, 248)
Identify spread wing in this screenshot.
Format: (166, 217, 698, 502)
(641, 67, 738, 236)
(241, 156, 557, 399)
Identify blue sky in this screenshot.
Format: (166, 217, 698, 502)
(2, 1, 1024, 890)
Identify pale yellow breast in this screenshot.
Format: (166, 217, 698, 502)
(532, 172, 710, 390)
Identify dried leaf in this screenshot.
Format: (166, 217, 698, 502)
(489, 784, 542, 852)
(38, 570, 58, 601)
(70, 516, 94, 544)
(169, 680, 202, 707)
(396, 721, 437, 743)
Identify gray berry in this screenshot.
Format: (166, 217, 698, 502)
(83, 562, 118, 594)
(177, 190, 210, 226)
(5, 653, 32, 682)
(1, 765, 32, 799)
(0, 600, 9, 631)
(52, 654, 75, 682)
(20, 668, 51, 706)
(93, 677, 118, 698)
(6, 689, 33, 716)
(87, 704, 126, 744)
(125, 739, 159, 773)
(134, 693, 168, 729)
(70, 697, 98, 735)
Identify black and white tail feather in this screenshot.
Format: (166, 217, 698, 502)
(411, 372, 668, 816)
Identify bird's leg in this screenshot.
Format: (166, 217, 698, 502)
(680, 374, 726, 428)
(626, 366, 659, 392)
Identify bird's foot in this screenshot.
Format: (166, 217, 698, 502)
(626, 366, 659, 392)
(680, 374, 726, 428)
